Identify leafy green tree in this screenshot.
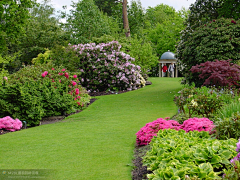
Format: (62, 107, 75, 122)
(177, 18, 240, 85)
(93, 0, 118, 16)
(65, 0, 113, 44)
(176, 0, 240, 84)
(17, 0, 67, 65)
(0, 0, 34, 53)
(143, 5, 188, 57)
(128, 0, 145, 37)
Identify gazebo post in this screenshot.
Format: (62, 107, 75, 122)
(159, 63, 161, 77)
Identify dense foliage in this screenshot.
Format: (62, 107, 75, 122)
(68, 41, 145, 92)
(0, 0, 33, 53)
(143, 129, 237, 179)
(190, 60, 240, 88)
(0, 64, 90, 126)
(64, 0, 113, 44)
(177, 18, 240, 85)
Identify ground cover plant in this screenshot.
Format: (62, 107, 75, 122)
(0, 78, 182, 179)
(143, 129, 238, 179)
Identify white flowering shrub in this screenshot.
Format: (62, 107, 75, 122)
(70, 41, 145, 92)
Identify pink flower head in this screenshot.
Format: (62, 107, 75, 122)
(58, 73, 63, 75)
(231, 20, 236, 24)
(41, 71, 48, 77)
(77, 102, 81, 106)
(77, 96, 81, 99)
(75, 88, 79, 95)
(3, 76, 8, 81)
(52, 68, 55, 70)
(65, 73, 69, 79)
(59, 80, 61, 83)
(72, 81, 77, 86)
(62, 69, 66, 71)
(73, 75, 77, 78)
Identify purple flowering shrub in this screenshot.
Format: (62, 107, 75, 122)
(0, 116, 22, 131)
(136, 118, 181, 146)
(136, 117, 215, 146)
(70, 41, 145, 92)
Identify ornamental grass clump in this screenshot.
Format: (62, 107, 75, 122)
(69, 41, 145, 92)
(0, 116, 22, 131)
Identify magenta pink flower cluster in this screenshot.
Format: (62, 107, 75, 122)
(0, 116, 22, 131)
(136, 118, 181, 146)
(136, 117, 215, 146)
(181, 117, 215, 133)
(41, 68, 84, 106)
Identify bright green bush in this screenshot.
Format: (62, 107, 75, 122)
(143, 129, 237, 180)
(0, 79, 76, 126)
(1, 63, 91, 126)
(32, 48, 51, 65)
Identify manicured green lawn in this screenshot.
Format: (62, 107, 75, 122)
(0, 77, 182, 180)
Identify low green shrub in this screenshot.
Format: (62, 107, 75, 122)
(213, 112, 240, 140)
(174, 85, 240, 119)
(0, 79, 77, 126)
(143, 129, 237, 179)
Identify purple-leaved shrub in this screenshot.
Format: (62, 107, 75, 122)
(136, 117, 215, 146)
(0, 116, 22, 131)
(70, 41, 145, 92)
(136, 118, 181, 146)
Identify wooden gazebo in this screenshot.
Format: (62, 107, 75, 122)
(159, 51, 178, 77)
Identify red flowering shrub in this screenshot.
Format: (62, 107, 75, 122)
(136, 117, 215, 146)
(190, 60, 240, 87)
(136, 118, 181, 146)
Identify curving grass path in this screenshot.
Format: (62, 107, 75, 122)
(0, 77, 182, 180)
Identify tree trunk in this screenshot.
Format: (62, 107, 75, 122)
(122, 0, 130, 37)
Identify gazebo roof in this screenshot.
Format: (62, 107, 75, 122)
(160, 51, 175, 60)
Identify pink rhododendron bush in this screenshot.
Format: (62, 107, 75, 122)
(181, 117, 215, 133)
(136, 118, 181, 146)
(0, 116, 22, 131)
(69, 41, 145, 92)
(136, 117, 215, 146)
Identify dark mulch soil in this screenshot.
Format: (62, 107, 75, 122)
(132, 145, 152, 180)
(0, 82, 152, 179)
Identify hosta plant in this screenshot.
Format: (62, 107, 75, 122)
(143, 129, 237, 180)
